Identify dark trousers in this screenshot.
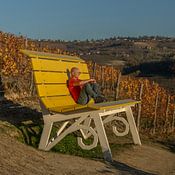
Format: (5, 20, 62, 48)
(77, 83, 101, 105)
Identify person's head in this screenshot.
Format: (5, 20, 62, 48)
(70, 67, 81, 78)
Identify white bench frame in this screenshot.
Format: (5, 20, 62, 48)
(20, 49, 141, 162)
(39, 100, 141, 162)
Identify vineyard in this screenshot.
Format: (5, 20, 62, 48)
(0, 31, 175, 137)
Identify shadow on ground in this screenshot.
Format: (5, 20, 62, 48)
(0, 98, 43, 146)
(96, 160, 157, 175)
(111, 160, 156, 175)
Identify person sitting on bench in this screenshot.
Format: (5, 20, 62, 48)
(68, 67, 106, 105)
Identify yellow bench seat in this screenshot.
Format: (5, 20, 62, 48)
(21, 49, 94, 112)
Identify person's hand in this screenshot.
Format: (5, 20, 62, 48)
(90, 78, 96, 83)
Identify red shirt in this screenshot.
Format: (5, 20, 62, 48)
(68, 77, 81, 102)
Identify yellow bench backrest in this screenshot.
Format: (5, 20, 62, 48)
(21, 50, 93, 112)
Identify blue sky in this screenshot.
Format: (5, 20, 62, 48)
(0, 0, 175, 40)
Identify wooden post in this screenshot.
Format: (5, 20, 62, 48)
(0, 76, 4, 100)
(111, 66, 114, 91)
(115, 72, 121, 100)
(0, 53, 4, 100)
(103, 67, 106, 94)
(165, 95, 170, 122)
(101, 65, 104, 88)
(137, 83, 144, 131)
(153, 91, 159, 134)
(30, 71, 34, 96)
(164, 95, 170, 132)
(92, 62, 96, 78)
(172, 108, 175, 132)
(105, 67, 108, 95)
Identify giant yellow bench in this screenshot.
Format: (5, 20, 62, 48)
(21, 49, 141, 162)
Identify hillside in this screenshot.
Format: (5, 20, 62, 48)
(0, 98, 175, 175)
(35, 36, 175, 68)
(1, 131, 175, 175)
(1, 98, 174, 174)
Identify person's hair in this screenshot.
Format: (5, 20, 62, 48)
(71, 67, 79, 74)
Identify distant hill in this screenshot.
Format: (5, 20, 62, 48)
(61, 36, 175, 68)
(28, 35, 175, 68)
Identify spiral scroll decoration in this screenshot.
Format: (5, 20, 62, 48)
(112, 116, 129, 137)
(77, 125, 98, 150)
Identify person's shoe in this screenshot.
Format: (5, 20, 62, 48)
(94, 95, 107, 103)
(99, 95, 107, 101)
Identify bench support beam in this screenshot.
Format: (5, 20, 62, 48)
(126, 107, 141, 145)
(92, 113, 112, 162)
(38, 105, 141, 162)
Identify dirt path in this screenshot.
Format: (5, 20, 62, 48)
(115, 144, 175, 175)
(0, 133, 175, 175)
(0, 133, 116, 175)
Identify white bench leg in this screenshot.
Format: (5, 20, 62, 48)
(39, 119, 53, 150)
(125, 107, 141, 145)
(80, 117, 92, 139)
(92, 113, 113, 162)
